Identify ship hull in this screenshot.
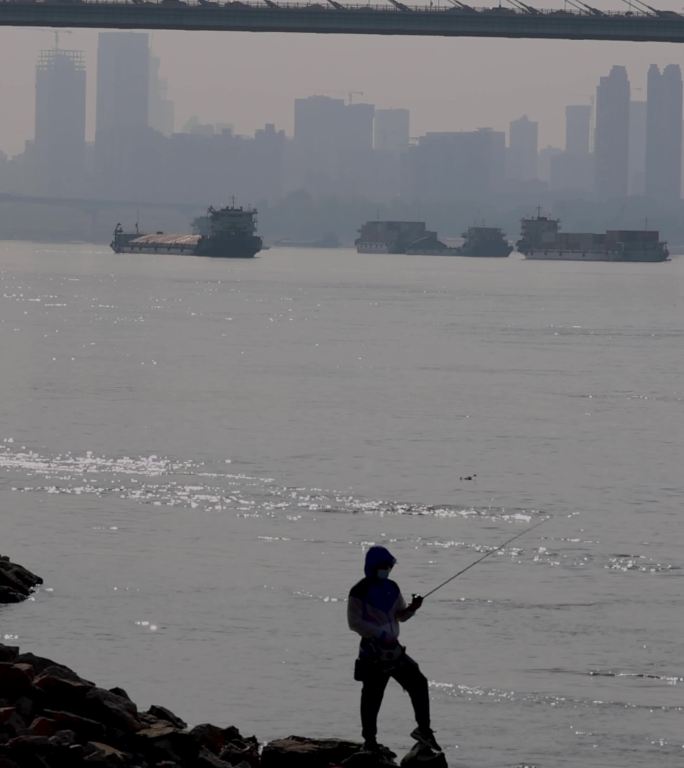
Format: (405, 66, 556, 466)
(356, 242, 391, 254)
(112, 235, 262, 258)
(523, 249, 669, 262)
(456, 248, 512, 257)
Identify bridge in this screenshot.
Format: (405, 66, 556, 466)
(3, 0, 684, 42)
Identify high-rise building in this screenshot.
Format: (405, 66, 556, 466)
(546, 104, 593, 194)
(628, 101, 647, 196)
(95, 32, 151, 197)
(149, 55, 175, 136)
(594, 65, 630, 200)
(34, 47, 86, 196)
(645, 64, 682, 201)
(565, 105, 591, 155)
(507, 115, 538, 181)
(374, 109, 410, 152)
(292, 95, 375, 195)
(405, 128, 506, 203)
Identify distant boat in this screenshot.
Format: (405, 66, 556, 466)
(356, 220, 446, 254)
(355, 219, 512, 256)
(111, 203, 263, 259)
(454, 226, 512, 257)
(517, 213, 669, 262)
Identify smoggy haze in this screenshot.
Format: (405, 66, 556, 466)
(2, 0, 684, 156)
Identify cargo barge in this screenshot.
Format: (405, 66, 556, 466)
(356, 220, 512, 256)
(111, 203, 262, 259)
(517, 213, 669, 262)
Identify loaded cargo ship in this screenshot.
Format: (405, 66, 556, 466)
(111, 203, 262, 259)
(453, 226, 512, 257)
(356, 220, 512, 256)
(355, 221, 439, 254)
(517, 213, 669, 262)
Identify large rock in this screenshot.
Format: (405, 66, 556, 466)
(262, 736, 378, 768)
(0, 557, 42, 603)
(0, 641, 439, 768)
(400, 743, 448, 768)
(341, 748, 397, 767)
(0, 664, 34, 700)
(0, 643, 267, 768)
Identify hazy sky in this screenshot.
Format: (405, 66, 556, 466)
(1, 0, 684, 156)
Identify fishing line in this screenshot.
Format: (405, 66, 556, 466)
(422, 516, 551, 600)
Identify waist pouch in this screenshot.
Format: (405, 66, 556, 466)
(354, 644, 406, 681)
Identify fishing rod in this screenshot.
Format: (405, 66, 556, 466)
(422, 517, 551, 600)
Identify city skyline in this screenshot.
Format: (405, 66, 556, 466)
(8, 34, 684, 200)
(3, 31, 684, 246)
(3, 16, 684, 157)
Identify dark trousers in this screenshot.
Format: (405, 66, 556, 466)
(360, 654, 430, 741)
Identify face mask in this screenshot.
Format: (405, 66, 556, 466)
(377, 569, 391, 580)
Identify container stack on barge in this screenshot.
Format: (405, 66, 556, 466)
(355, 220, 512, 256)
(111, 203, 263, 259)
(517, 213, 669, 262)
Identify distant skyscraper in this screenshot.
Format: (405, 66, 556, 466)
(537, 146, 563, 183)
(405, 128, 505, 203)
(34, 47, 86, 196)
(565, 105, 591, 155)
(628, 101, 647, 196)
(95, 32, 150, 196)
(292, 95, 375, 195)
(148, 55, 175, 136)
(374, 109, 410, 152)
(594, 65, 630, 200)
(645, 64, 682, 201)
(547, 105, 593, 194)
(507, 115, 538, 181)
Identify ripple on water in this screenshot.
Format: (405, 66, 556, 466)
(1, 443, 546, 527)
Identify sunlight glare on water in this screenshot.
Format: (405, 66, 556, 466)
(0, 241, 682, 767)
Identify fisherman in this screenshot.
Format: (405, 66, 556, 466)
(347, 545, 441, 754)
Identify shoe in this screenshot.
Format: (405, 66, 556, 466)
(410, 727, 443, 753)
(362, 740, 396, 757)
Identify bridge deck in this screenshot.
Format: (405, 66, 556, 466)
(2, 1, 684, 41)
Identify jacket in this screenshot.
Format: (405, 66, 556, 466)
(347, 546, 414, 653)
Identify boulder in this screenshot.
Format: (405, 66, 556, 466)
(341, 748, 397, 768)
(27, 718, 59, 738)
(81, 688, 141, 733)
(0, 708, 26, 740)
(43, 710, 106, 742)
(0, 664, 34, 700)
(0, 648, 19, 664)
(218, 734, 259, 767)
(47, 730, 76, 748)
(13, 654, 76, 678)
(196, 746, 235, 768)
(261, 736, 364, 768)
(0, 588, 24, 605)
(82, 741, 131, 766)
(0, 557, 42, 602)
(136, 723, 200, 764)
(400, 744, 448, 768)
(145, 705, 186, 730)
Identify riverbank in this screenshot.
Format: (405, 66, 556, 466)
(0, 640, 446, 767)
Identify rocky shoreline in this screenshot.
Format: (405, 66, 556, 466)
(0, 559, 446, 767)
(0, 557, 43, 604)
